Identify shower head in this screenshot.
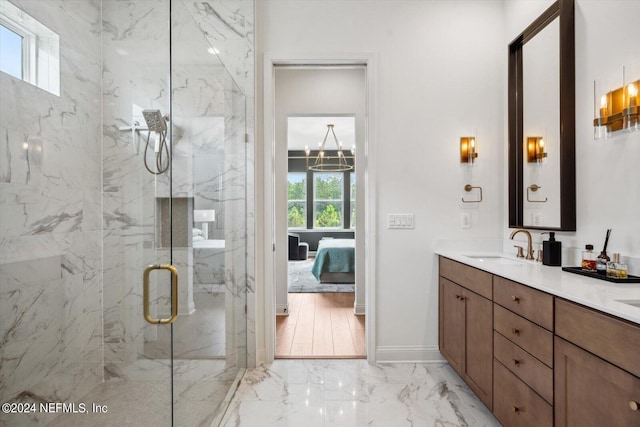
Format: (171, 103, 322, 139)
(142, 109, 167, 133)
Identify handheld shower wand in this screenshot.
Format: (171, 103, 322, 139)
(142, 109, 170, 175)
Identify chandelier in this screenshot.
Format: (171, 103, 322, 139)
(304, 124, 355, 172)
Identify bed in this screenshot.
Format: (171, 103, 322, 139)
(311, 238, 355, 283)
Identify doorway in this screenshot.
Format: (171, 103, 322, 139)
(273, 66, 367, 358)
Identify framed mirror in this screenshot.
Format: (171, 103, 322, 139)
(508, 0, 575, 231)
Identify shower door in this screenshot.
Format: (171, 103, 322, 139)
(167, 0, 248, 424)
(101, 0, 248, 425)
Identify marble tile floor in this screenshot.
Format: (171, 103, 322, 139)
(46, 359, 241, 427)
(220, 360, 501, 427)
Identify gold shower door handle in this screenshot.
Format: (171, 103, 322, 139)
(143, 264, 179, 324)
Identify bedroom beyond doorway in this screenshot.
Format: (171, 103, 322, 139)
(274, 65, 367, 359)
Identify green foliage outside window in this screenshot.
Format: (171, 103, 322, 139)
(288, 179, 305, 200)
(288, 173, 306, 228)
(350, 172, 356, 228)
(315, 203, 341, 228)
(314, 173, 343, 228)
(315, 174, 342, 199)
(288, 204, 305, 227)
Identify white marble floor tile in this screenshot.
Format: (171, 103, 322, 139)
(221, 360, 502, 427)
(222, 400, 326, 427)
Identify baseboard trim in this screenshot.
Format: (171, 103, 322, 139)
(375, 345, 444, 363)
(276, 303, 289, 316)
(354, 303, 365, 315)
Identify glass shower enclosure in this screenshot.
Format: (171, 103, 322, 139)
(0, 0, 251, 425)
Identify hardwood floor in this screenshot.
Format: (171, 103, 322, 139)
(275, 292, 366, 358)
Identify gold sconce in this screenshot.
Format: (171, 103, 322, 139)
(460, 137, 478, 164)
(527, 137, 547, 163)
(594, 76, 639, 137)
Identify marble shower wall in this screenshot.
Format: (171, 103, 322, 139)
(0, 1, 103, 425)
(102, 0, 254, 373)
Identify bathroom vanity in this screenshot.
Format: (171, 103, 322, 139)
(437, 253, 640, 427)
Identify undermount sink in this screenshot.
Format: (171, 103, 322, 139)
(464, 255, 525, 266)
(616, 300, 640, 309)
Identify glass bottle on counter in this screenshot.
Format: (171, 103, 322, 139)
(606, 253, 628, 279)
(596, 251, 610, 275)
(582, 244, 597, 272)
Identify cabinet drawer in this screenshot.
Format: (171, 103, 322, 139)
(494, 276, 553, 331)
(494, 304, 553, 367)
(439, 257, 492, 299)
(494, 360, 553, 427)
(556, 298, 640, 378)
(494, 331, 553, 404)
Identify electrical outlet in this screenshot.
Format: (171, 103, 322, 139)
(532, 212, 541, 226)
(460, 213, 471, 229)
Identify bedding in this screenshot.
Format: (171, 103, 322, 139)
(311, 238, 355, 283)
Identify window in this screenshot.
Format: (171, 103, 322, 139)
(287, 173, 306, 228)
(350, 172, 356, 228)
(0, 2, 59, 95)
(314, 172, 343, 228)
(0, 23, 24, 79)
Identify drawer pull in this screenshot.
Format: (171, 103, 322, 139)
(512, 406, 520, 413)
(511, 328, 520, 335)
(511, 295, 520, 303)
(630, 401, 639, 411)
(512, 359, 520, 366)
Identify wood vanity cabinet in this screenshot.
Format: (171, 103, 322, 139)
(438, 256, 640, 427)
(492, 276, 554, 427)
(555, 299, 640, 427)
(439, 258, 493, 410)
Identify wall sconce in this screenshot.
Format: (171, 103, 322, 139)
(460, 137, 478, 164)
(594, 74, 639, 137)
(527, 137, 547, 163)
(623, 81, 638, 131)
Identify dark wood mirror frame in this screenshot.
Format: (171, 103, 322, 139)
(508, 0, 576, 231)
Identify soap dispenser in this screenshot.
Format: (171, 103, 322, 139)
(542, 232, 562, 266)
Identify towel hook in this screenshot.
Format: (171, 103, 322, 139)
(462, 184, 483, 203)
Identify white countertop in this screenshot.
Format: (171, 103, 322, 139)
(436, 250, 640, 325)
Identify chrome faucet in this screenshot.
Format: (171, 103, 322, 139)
(510, 229, 534, 260)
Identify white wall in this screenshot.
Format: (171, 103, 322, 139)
(257, 0, 640, 363)
(274, 68, 367, 314)
(504, 0, 640, 270)
(257, 0, 506, 361)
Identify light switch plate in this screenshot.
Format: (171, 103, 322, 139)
(388, 214, 415, 229)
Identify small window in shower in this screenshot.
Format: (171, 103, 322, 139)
(0, 1, 59, 95)
(0, 23, 24, 79)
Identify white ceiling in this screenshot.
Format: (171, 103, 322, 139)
(287, 116, 356, 151)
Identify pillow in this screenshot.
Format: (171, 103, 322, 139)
(193, 235, 205, 242)
(193, 228, 204, 237)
